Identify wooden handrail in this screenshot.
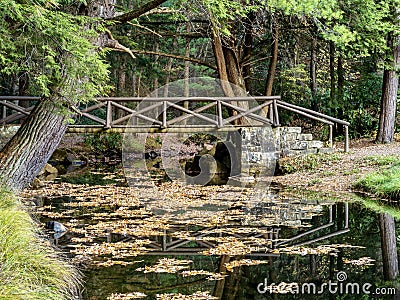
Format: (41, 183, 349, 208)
(276, 103, 334, 126)
(0, 96, 40, 101)
(275, 100, 349, 152)
(95, 96, 281, 102)
(277, 100, 350, 126)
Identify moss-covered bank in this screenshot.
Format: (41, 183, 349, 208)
(354, 156, 400, 200)
(0, 189, 80, 300)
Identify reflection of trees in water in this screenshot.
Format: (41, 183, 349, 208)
(379, 213, 398, 280)
(213, 202, 399, 300)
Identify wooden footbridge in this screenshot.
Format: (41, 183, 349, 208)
(0, 95, 349, 151)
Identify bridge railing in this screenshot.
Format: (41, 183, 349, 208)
(85, 96, 279, 131)
(275, 100, 350, 152)
(0, 95, 350, 151)
(0, 96, 39, 124)
(0, 96, 279, 129)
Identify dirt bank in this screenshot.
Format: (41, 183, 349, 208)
(273, 139, 400, 193)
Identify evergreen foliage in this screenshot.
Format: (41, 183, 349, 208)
(0, 0, 109, 103)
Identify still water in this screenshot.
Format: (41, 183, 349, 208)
(25, 166, 399, 300)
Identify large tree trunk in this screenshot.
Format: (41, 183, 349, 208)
(336, 54, 345, 135)
(0, 98, 68, 191)
(379, 213, 399, 280)
(329, 41, 335, 107)
(210, 25, 251, 125)
(211, 27, 236, 97)
(265, 18, 279, 97)
(310, 37, 317, 111)
(163, 34, 179, 97)
(376, 32, 400, 143)
(242, 14, 254, 93)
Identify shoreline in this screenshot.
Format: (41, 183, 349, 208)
(273, 139, 400, 194)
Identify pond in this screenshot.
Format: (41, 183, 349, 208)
(22, 164, 399, 300)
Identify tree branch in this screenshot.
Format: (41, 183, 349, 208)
(108, 0, 169, 23)
(241, 56, 272, 67)
(131, 49, 217, 70)
(135, 31, 206, 38)
(103, 30, 135, 59)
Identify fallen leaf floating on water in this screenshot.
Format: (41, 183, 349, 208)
(71, 241, 151, 257)
(71, 236, 94, 243)
(93, 259, 137, 267)
(202, 240, 254, 256)
(225, 259, 269, 272)
(156, 291, 218, 300)
(136, 258, 193, 274)
(107, 292, 147, 299)
(343, 257, 375, 266)
(274, 244, 364, 256)
(275, 245, 339, 256)
(71, 254, 93, 266)
(39, 210, 75, 218)
(264, 282, 299, 294)
(180, 270, 227, 281)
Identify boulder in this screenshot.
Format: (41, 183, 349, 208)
(45, 221, 67, 233)
(31, 178, 44, 189)
(44, 163, 58, 174)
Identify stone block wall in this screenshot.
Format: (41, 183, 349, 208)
(240, 127, 279, 178)
(278, 127, 332, 157)
(239, 126, 333, 178)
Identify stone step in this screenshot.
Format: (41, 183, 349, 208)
(299, 133, 313, 141)
(285, 140, 324, 150)
(278, 126, 330, 157)
(280, 127, 302, 134)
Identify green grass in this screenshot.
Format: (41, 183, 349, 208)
(362, 155, 400, 166)
(278, 153, 341, 174)
(354, 165, 400, 200)
(0, 189, 80, 299)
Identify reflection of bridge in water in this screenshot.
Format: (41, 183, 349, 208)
(114, 202, 349, 257)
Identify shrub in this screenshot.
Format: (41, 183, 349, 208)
(84, 132, 122, 154)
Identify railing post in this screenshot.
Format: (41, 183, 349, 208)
(217, 100, 223, 128)
(269, 102, 273, 123)
(344, 125, 349, 152)
(162, 101, 167, 128)
(2, 101, 6, 121)
(273, 98, 280, 126)
(329, 124, 333, 148)
(106, 100, 112, 128)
